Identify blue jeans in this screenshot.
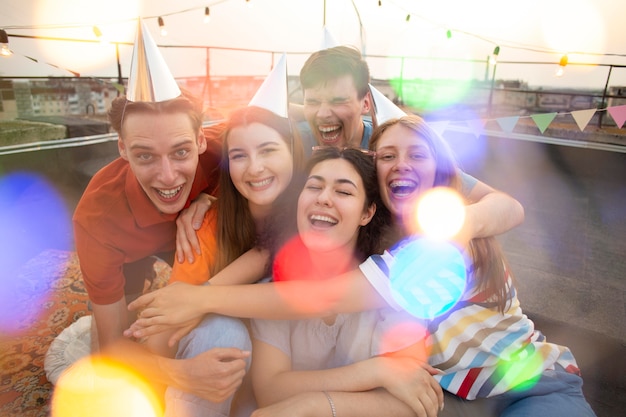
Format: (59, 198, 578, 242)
(439, 365, 596, 417)
(164, 314, 252, 417)
(490, 365, 596, 417)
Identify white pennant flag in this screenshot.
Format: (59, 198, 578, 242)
(570, 109, 596, 131)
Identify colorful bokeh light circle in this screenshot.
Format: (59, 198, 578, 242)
(390, 237, 467, 319)
(51, 355, 163, 417)
(417, 187, 466, 240)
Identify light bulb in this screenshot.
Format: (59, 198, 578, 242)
(555, 54, 568, 77)
(158, 17, 167, 36)
(0, 29, 11, 57)
(0, 44, 11, 57)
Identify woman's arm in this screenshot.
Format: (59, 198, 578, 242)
(252, 389, 427, 417)
(129, 184, 522, 337)
(465, 179, 525, 238)
(126, 247, 270, 340)
(208, 247, 269, 285)
(127, 268, 388, 339)
(252, 338, 442, 416)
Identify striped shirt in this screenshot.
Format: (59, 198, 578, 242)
(359, 247, 580, 400)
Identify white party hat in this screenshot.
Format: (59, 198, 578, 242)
(369, 84, 406, 126)
(321, 26, 339, 49)
(127, 18, 181, 102)
(248, 53, 289, 118)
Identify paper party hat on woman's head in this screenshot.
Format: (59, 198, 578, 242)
(126, 18, 181, 102)
(369, 84, 406, 126)
(248, 53, 289, 118)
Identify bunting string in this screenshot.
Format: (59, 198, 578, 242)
(428, 104, 626, 142)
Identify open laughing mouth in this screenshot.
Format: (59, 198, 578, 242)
(309, 213, 338, 228)
(389, 179, 418, 198)
(156, 184, 183, 200)
(318, 125, 342, 143)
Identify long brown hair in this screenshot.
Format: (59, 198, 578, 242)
(211, 106, 305, 275)
(369, 115, 511, 312)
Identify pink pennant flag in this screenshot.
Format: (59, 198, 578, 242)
(496, 116, 519, 133)
(607, 105, 626, 129)
(531, 112, 557, 134)
(466, 118, 486, 138)
(570, 109, 596, 131)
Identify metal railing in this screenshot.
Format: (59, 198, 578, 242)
(2, 34, 626, 154)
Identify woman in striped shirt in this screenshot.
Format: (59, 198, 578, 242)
(356, 115, 596, 416)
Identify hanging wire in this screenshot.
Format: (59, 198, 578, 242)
(1, 0, 625, 59)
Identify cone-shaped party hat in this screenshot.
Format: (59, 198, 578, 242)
(127, 18, 181, 102)
(248, 53, 289, 118)
(369, 84, 406, 126)
(321, 26, 339, 49)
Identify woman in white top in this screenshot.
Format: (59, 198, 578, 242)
(250, 146, 441, 417)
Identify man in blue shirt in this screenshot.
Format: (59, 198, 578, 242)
(297, 46, 373, 156)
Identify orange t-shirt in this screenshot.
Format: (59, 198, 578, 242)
(169, 208, 218, 285)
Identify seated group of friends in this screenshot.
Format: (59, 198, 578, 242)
(70, 43, 596, 417)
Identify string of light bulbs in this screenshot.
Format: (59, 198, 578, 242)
(380, 0, 626, 61)
(2, 0, 625, 69)
(1, 0, 232, 32)
(2, 0, 624, 60)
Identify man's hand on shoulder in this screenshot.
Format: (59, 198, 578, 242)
(176, 193, 216, 263)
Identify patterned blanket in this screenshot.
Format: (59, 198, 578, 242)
(0, 250, 170, 417)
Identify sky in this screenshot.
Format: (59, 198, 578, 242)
(1, 0, 626, 90)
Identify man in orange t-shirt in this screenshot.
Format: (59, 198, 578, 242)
(65, 19, 252, 417)
(72, 95, 252, 416)
(73, 94, 224, 349)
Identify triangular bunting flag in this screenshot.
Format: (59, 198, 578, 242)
(427, 120, 449, 137)
(607, 105, 626, 129)
(112, 83, 125, 95)
(570, 109, 596, 131)
(531, 112, 558, 134)
(466, 118, 487, 138)
(496, 116, 519, 133)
